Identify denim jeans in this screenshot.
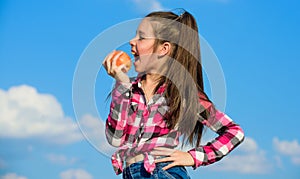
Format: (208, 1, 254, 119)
(122, 161, 191, 179)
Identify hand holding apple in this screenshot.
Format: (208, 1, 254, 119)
(112, 50, 131, 72)
(102, 50, 131, 83)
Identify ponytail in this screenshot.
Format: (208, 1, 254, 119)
(146, 10, 215, 147)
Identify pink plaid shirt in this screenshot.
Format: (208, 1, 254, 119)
(105, 76, 244, 175)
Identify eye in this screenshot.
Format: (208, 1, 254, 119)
(138, 36, 145, 40)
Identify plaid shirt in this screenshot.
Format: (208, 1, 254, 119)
(105, 76, 244, 175)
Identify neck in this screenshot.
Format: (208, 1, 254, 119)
(144, 73, 161, 86)
(140, 73, 161, 99)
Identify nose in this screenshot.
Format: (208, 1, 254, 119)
(129, 36, 137, 47)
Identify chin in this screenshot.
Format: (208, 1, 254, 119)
(133, 65, 140, 72)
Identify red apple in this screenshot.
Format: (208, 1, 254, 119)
(112, 50, 131, 71)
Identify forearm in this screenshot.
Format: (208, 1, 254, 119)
(105, 81, 132, 147)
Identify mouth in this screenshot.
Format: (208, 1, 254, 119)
(131, 50, 140, 62)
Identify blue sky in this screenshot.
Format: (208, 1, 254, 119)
(1, 0, 300, 179)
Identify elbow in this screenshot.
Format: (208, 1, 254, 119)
(223, 123, 245, 149)
(237, 124, 245, 144)
(106, 136, 123, 147)
(229, 121, 245, 143)
(105, 128, 125, 147)
(229, 124, 245, 150)
(105, 117, 127, 147)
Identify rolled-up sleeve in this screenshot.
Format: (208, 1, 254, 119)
(105, 81, 132, 147)
(188, 109, 245, 169)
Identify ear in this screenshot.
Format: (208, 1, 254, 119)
(157, 42, 171, 58)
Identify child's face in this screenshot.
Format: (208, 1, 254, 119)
(130, 19, 162, 73)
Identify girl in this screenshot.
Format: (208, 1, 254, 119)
(103, 9, 244, 179)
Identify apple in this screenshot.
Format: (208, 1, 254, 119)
(112, 50, 131, 71)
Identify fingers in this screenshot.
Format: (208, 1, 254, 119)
(102, 50, 126, 77)
(154, 156, 174, 163)
(102, 50, 115, 73)
(154, 157, 178, 171)
(111, 51, 124, 68)
(162, 162, 177, 171)
(154, 157, 176, 171)
(152, 149, 194, 170)
(119, 64, 129, 73)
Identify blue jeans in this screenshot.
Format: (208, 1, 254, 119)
(122, 161, 191, 179)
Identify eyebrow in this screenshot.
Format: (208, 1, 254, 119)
(137, 30, 146, 36)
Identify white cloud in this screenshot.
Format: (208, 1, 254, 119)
(273, 137, 300, 165)
(238, 137, 258, 152)
(60, 169, 93, 179)
(0, 84, 116, 154)
(132, 0, 165, 14)
(0, 173, 27, 179)
(0, 85, 83, 144)
(46, 153, 77, 165)
(273, 137, 300, 156)
(273, 155, 284, 169)
(210, 137, 272, 174)
(291, 157, 300, 165)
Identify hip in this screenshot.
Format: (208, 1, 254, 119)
(123, 160, 191, 179)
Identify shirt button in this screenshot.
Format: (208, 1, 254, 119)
(125, 92, 130, 97)
(141, 123, 144, 126)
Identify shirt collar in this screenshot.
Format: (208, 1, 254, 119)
(132, 74, 166, 95)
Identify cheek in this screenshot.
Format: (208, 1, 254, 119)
(137, 41, 154, 54)
(138, 47, 150, 55)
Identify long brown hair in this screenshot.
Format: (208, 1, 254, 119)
(146, 10, 215, 147)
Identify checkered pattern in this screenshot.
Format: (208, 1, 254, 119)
(105, 77, 244, 175)
(188, 110, 245, 169)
